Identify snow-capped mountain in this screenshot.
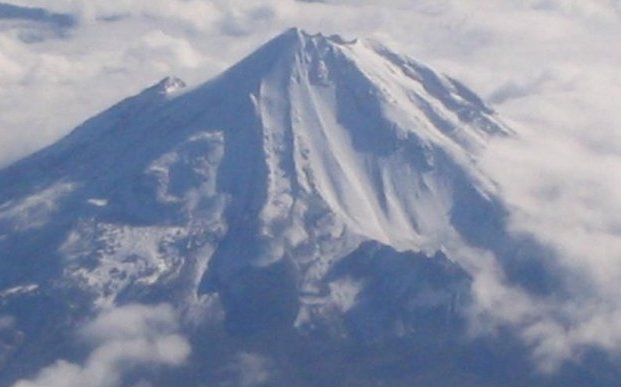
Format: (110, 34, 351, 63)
(0, 28, 598, 386)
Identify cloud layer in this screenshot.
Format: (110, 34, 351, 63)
(13, 304, 190, 387)
(3, 0, 621, 373)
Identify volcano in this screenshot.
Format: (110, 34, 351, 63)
(0, 29, 590, 387)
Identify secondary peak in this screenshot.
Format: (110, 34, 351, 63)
(154, 76, 186, 95)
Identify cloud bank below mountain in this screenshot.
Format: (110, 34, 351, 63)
(13, 304, 190, 387)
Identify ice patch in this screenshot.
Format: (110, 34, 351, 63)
(87, 198, 108, 207)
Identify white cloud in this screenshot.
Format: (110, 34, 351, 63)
(476, 114, 621, 369)
(227, 352, 274, 387)
(13, 304, 191, 387)
(121, 30, 203, 71)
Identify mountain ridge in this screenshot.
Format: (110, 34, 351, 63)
(0, 28, 569, 386)
(0, 24, 510, 333)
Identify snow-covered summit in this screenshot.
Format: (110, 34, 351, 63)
(210, 27, 508, 149)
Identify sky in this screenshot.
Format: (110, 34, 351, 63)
(4, 0, 621, 380)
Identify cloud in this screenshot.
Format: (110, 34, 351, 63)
(488, 71, 553, 104)
(13, 304, 190, 387)
(121, 30, 203, 71)
(474, 114, 621, 369)
(225, 352, 274, 387)
(0, 2, 76, 42)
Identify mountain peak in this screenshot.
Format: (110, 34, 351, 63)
(0, 30, 527, 385)
(0, 28, 510, 309)
(284, 27, 358, 45)
(220, 28, 506, 142)
(151, 76, 186, 95)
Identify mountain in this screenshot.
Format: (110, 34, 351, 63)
(0, 28, 607, 386)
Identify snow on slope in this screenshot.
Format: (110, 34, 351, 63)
(0, 28, 519, 382)
(191, 29, 512, 322)
(255, 29, 503, 250)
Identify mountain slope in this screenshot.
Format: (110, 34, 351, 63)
(0, 28, 569, 386)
